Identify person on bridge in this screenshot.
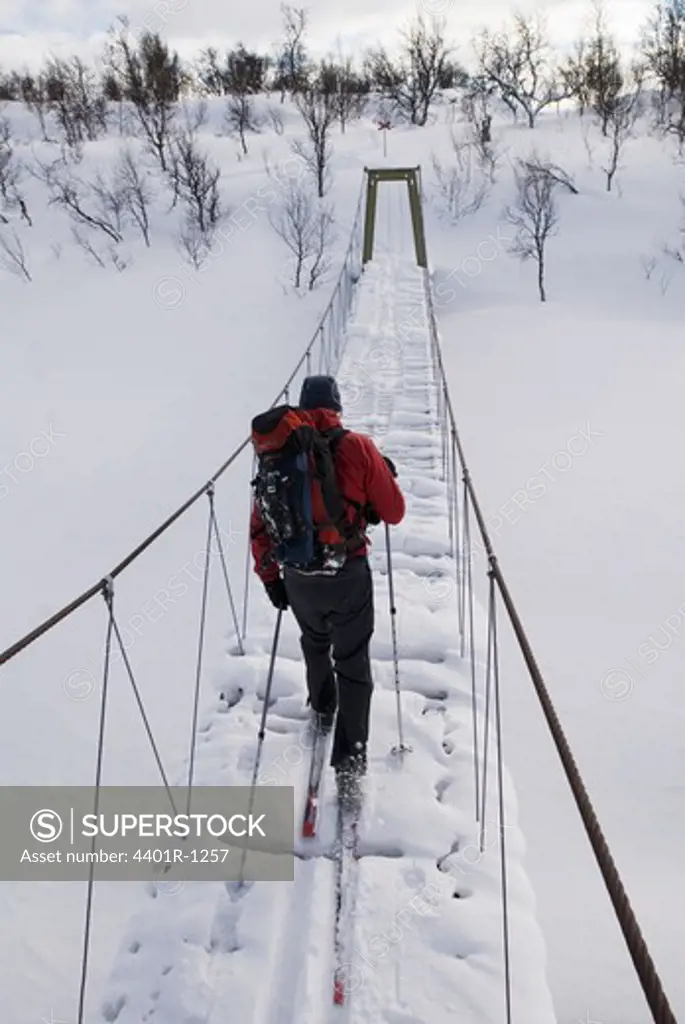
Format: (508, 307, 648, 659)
(250, 375, 406, 785)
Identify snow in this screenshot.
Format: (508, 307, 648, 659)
(2, 92, 683, 1024)
(92, 255, 555, 1024)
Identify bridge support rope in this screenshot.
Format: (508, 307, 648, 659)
(424, 267, 677, 1024)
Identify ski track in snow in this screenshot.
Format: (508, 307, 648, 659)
(100, 257, 556, 1024)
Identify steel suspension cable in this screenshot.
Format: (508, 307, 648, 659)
(76, 578, 114, 1024)
(480, 571, 495, 836)
(109, 610, 177, 815)
(186, 490, 213, 812)
(462, 484, 481, 822)
(238, 609, 283, 886)
(422, 267, 677, 1024)
(488, 569, 513, 1024)
(209, 489, 244, 656)
(450, 430, 465, 653)
(242, 453, 256, 640)
(0, 181, 366, 670)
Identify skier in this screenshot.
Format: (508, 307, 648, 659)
(250, 375, 405, 787)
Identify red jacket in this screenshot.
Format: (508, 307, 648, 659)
(250, 408, 405, 583)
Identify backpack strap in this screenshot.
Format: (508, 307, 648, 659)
(314, 428, 365, 552)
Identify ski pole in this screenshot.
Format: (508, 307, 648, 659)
(239, 608, 283, 885)
(385, 523, 410, 757)
(253, 608, 283, 781)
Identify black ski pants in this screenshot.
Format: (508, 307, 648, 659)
(283, 556, 374, 768)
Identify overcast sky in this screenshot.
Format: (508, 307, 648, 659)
(0, 0, 653, 71)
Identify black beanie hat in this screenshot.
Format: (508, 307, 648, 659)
(299, 375, 342, 412)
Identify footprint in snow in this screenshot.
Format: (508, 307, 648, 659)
(209, 899, 241, 953)
(265, 718, 302, 735)
(218, 685, 243, 710)
(255, 692, 278, 708)
(274, 700, 309, 721)
(437, 838, 460, 872)
(402, 863, 426, 889)
(102, 994, 127, 1022)
(224, 878, 254, 902)
(421, 701, 447, 716)
(434, 777, 452, 803)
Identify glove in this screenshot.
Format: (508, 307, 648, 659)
(383, 455, 397, 477)
(264, 577, 289, 610)
(364, 504, 381, 525)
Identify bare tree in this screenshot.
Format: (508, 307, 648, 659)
(401, 15, 454, 126)
(68, 225, 129, 271)
(641, 0, 685, 146)
(504, 158, 561, 301)
(102, 70, 128, 135)
(0, 115, 11, 204)
(583, 3, 625, 135)
(460, 76, 501, 179)
(71, 225, 107, 268)
(43, 57, 108, 148)
(43, 164, 124, 243)
(105, 22, 182, 171)
(19, 73, 53, 141)
(115, 147, 154, 246)
(177, 213, 212, 269)
(196, 44, 269, 96)
(462, 75, 496, 133)
(562, 38, 592, 115)
(476, 13, 572, 127)
(222, 44, 265, 156)
(266, 105, 285, 135)
(518, 156, 579, 194)
(269, 179, 333, 289)
(0, 227, 31, 280)
(167, 128, 223, 234)
(226, 45, 270, 95)
(306, 205, 335, 289)
(90, 170, 128, 237)
(602, 70, 644, 191)
(366, 15, 453, 126)
(225, 94, 254, 155)
(195, 47, 226, 95)
(0, 71, 19, 101)
(0, 117, 31, 226)
(293, 78, 337, 197)
(319, 56, 368, 133)
(274, 5, 310, 101)
(432, 133, 491, 221)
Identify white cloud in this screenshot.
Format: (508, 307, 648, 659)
(0, 0, 653, 71)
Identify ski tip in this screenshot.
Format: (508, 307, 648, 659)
(333, 977, 345, 1005)
(302, 819, 315, 839)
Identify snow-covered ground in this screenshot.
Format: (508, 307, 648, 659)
(1, 93, 683, 1024)
(96, 255, 555, 1024)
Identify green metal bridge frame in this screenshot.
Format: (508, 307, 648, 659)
(362, 166, 427, 269)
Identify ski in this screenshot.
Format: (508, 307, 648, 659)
(332, 777, 363, 1006)
(301, 722, 331, 838)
